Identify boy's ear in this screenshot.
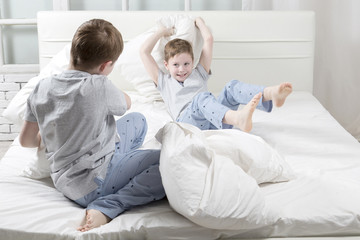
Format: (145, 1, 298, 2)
(164, 60, 169, 70)
(99, 61, 113, 72)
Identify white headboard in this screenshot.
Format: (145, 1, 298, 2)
(37, 11, 315, 93)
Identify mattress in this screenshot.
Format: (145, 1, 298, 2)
(1, 10, 360, 240)
(1, 91, 360, 240)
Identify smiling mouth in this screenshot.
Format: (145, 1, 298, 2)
(177, 73, 187, 77)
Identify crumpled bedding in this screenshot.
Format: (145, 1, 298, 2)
(1, 92, 360, 240)
(156, 121, 295, 230)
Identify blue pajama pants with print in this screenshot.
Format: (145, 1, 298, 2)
(75, 112, 165, 219)
(177, 80, 273, 130)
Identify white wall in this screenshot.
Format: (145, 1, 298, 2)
(307, 0, 360, 141)
(243, 0, 360, 141)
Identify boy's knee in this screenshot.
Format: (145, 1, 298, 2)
(126, 112, 146, 122)
(226, 79, 239, 88)
(120, 112, 147, 128)
(191, 92, 216, 112)
(194, 92, 213, 102)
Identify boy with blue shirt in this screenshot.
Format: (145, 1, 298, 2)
(140, 17, 293, 131)
(20, 19, 165, 232)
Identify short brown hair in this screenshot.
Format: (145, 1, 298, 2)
(164, 38, 194, 62)
(70, 19, 123, 69)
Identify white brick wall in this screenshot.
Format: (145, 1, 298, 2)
(0, 73, 38, 141)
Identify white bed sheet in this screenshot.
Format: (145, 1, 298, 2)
(1, 91, 360, 240)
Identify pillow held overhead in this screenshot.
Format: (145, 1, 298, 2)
(114, 14, 204, 101)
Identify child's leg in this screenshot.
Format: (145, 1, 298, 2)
(263, 82, 292, 107)
(78, 149, 164, 231)
(77, 209, 110, 232)
(116, 112, 148, 154)
(177, 92, 229, 130)
(217, 80, 273, 112)
(75, 112, 147, 209)
(177, 91, 261, 132)
(223, 92, 262, 132)
(77, 112, 156, 231)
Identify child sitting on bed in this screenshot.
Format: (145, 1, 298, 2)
(19, 19, 165, 232)
(140, 17, 292, 132)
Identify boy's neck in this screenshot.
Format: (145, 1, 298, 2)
(68, 64, 101, 75)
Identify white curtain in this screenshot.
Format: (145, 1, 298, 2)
(242, 0, 360, 141)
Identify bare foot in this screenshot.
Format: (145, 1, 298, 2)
(77, 209, 111, 232)
(223, 92, 261, 132)
(264, 82, 293, 107)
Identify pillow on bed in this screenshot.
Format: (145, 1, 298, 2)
(21, 140, 50, 179)
(114, 14, 203, 101)
(156, 122, 294, 230)
(202, 129, 295, 184)
(2, 44, 70, 126)
(2, 45, 69, 179)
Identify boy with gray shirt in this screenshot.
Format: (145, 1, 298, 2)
(20, 19, 165, 232)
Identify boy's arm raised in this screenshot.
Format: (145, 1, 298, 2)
(140, 26, 173, 86)
(195, 17, 213, 74)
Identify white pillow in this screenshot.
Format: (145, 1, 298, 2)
(156, 122, 294, 230)
(2, 44, 70, 126)
(2, 45, 69, 179)
(21, 140, 50, 179)
(114, 14, 203, 101)
(202, 129, 295, 184)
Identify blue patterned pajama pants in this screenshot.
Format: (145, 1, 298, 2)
(177, 80, 273, 130)
(75, 112, 165, 219)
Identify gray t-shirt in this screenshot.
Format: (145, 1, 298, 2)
(157, 64, 210, 120)
(25, 70, 127, 200)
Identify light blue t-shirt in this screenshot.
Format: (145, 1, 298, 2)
(25, 70, 128, 200)
(157, 64, 210, 120)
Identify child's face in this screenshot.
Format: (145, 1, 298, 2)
(164, 53, 194, 82)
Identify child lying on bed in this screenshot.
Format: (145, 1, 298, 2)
(19, 19, 165, 232)
(140, 17, 292, 132)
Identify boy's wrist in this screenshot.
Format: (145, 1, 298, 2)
(195, 17, 205, 27)
(156, 26, 174, 38)
(156, 28, 167, 37)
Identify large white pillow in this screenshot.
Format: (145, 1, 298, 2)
(2, 44, 70, 127)
(2, 45, 70, 179)
(114, 14, 203, 101)
(21, 139, 50, 179)
(202, 129, 295, 184)
(156, 122, 294, 230)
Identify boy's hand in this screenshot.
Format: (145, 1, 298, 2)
(157, 24, 175, 38)
(194, 16, 213, 74)
(195, 17, 205, 28)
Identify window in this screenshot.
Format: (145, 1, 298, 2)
(0, 0, 242, 70)
(0, 0, 52, 65)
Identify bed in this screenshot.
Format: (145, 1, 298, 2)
(1, 10, 360, 240)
